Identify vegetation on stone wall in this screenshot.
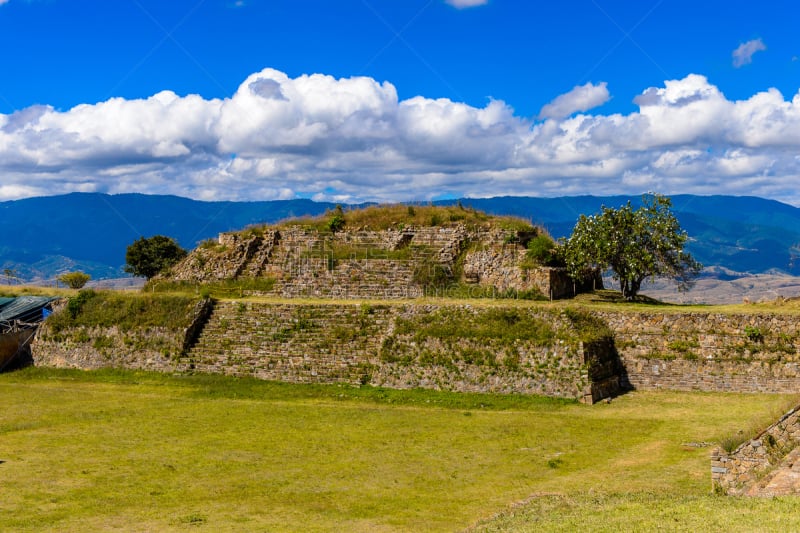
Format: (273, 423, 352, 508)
(523, 234, 564, 268)
(561, 307, 613, 343)
(301, 242, 426, 262)
(376, 307, 584, 392)
(46, 289, 199, 332)
(144, 277, 276, 298)
(394, 307, 557, 345)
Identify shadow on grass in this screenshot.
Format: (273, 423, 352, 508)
(2, 366, 577, 412)
(575, 289, 681, 306)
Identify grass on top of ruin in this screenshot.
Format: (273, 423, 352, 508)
(7, 282, 800, 318)
(2, 367, 799, 532)
(267, 202, 539, 233)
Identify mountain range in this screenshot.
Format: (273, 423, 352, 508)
(1, 193, 799, 282)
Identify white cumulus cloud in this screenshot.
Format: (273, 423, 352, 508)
(732, 38, 767, 67)
(538, 82, 611, 120)
(2, 69, 800, 205)
(445, 0, 488, 9)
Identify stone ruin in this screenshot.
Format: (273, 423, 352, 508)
(166, 222, 594, 300)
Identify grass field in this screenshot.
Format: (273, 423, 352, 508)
(2, 368, 799, 532)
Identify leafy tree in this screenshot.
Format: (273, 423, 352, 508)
(58, 271, 91, 289)
(124, 236, 187, 280)
(327, 205, 346, 233)
(562, 194, 702, 300)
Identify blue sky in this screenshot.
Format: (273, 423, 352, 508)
(1, 0, 799, 204)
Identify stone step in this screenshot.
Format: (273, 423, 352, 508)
(745, 447, 800, 497)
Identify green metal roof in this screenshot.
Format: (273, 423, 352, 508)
(0, 296, 57, 330)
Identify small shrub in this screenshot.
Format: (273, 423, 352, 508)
(547, 457, 564, 469)
(744, 326, 765, 343)
(526, 235, 564, 267)
(92, 336, 114, 350)
(332, 325, 358, 342)
(720, 432, 748, 453)
(355, 362, 375, 386)
(503, 348, 521, 370)
(177, 513, 207, 526)
(772, 334, 797, 355)
(667, 340, 700, 358)
(58, 271, 91, 289)
(67, 289, 97, 318)
(327, 205, 346, 233)
(667, 340, 692, 352)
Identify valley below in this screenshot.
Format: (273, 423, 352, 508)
(626, 272, 800, 305)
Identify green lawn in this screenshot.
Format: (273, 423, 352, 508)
(1, 368, 798, 532)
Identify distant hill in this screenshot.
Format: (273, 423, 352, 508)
(0, 193, 337, 281)
(1, 192, 798, 281)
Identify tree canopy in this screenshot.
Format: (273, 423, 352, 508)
(124, 236, 187, 280)
(58, 271, 91, 289)
(562, 194, 702, 300)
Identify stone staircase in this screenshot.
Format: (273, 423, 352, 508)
(712, 404, 800, 495)
(273, 259, 421, 299)
(243, 230, 279, 277)
(177, 301, 395, 384)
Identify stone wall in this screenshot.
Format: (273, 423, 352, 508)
(31, 299, 213, 373)
(711, 405, 800, 495)
(32, 299, 800, 402)
(35, 301, 616, 403)
(179, 302, 622, 402)
(598, 311, 800, 393)
(33, 324, 181, 371)
(460, 246, 570, 298)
